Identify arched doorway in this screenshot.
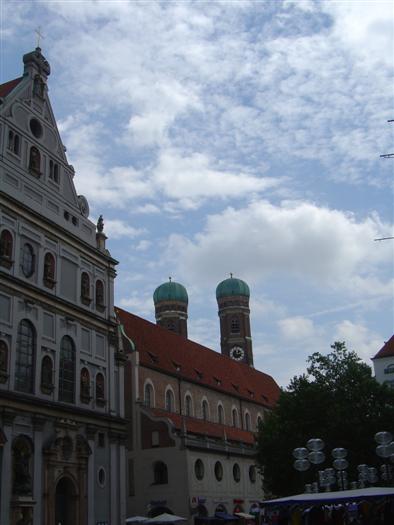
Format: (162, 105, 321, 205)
(55, 477, 76, 525)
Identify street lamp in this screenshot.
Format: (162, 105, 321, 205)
(293, 438, 325, 492)
(375, 431, 394, 484)
(332, 448, 349, 490)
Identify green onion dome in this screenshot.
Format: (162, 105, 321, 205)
(216, 277, 250, 300)
(153, 280, 188, 305)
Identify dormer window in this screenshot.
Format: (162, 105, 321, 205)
(80, 272, 91, 305)
(29, 146, 41, 177)
(49, 160, 60, 184)
(8, 130, 20, 155)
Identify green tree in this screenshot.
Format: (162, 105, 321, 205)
(256, 342, 394, 497)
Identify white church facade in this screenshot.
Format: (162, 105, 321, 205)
(0, 48, 127, 525)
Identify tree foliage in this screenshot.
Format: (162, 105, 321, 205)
(256, 342, 394, 497)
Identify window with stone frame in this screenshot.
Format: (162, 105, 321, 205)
(144, 383, 154, 407)
(15, 320, 35, 393)
(233, 463, 241, 483)
(49, 159, 60, 184)
(59, 336, 75, 403)
(95, 372, 105, 405)
(40, 355, 54, 394)
(218, 404, 224, 425)
(12, 435, 33, 496)
(231, 316, 240, 334)
(202, 399, 209, 421)
(21, 243, 35, 278)
(80, 367, 91, 403)
(80, 272, 91, 304)
(95, 279, 105, 310)
(165, 388, 174, 412)
(0, 229, 13, 269)
(232, 408, 238, 428)
(245, 412, 251, 431)
(28, 146, 41, 176)
(8, 130, 20, 155)
(153, 461, 168, 485)
(0, 340, 9, 382)
(185, 394, 193, 416)
(43, 252, 56, 288)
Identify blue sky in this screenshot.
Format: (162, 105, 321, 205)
(2, 0, 393, 386)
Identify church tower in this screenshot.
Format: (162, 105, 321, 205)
(153, 279, 188, 337)
(216, 276, 253, 366)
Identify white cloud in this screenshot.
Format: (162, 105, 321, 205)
(278, 316, 316, 340)
(135, 240, 152, 252)
(165, 200, 392, 290)
(104, 219, 144, 239)
(333, 320, 385, 362)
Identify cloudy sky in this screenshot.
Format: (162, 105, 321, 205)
(2, 0, 393, 386)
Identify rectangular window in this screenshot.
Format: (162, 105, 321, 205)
(0, 294, 11, 323)
(81, 328, 91, 354)
(60, 258, 77, 301)
(43, 312, 54, 339)
(96, 334, 105, 359)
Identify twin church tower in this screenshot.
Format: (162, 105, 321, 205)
(153, 276, 254, 366)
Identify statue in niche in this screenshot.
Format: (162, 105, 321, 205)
(12, 438, 32, 495)
(97, 215, 104, 233)
(33, 75, 45, 98)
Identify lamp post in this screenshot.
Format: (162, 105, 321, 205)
(293, 438, 325, 492)
(375, 431, 394, 485)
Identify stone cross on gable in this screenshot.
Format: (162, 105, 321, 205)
(35, 26, 45, 48)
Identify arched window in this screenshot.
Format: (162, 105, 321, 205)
(245, 412, 251, 431)
(49, 160, 60, 183)
(96, 373, 105, 404)
(232, 408, 238, 428)
(202, 399, 209, 421)
(145, 383, 154, 407)
(249, 465, 256, 484)
(166, 320, 175, 331)
(80, 367, 91, 403)
(95, 280, 104, 309)
(194, 459, 204, 480)
(81, 272, 91, 304)
(218, 404, 224, 425)
(214, 461, 223, 481)
(29, 146, 41, 174)
(59, 336, 75, 403)
(231, 316, 240, 334)
(15, 320, 35, 393)
(21, 243, 35, 277)
(0, 230, 13, 266)
(0, 340, 8, 374)
(43, 252, 56, 288)
(12, 436, 33, 496)
(165, 389, 174, 412)
(233, 463, 241, 483)
(40, 356, 53, 393)
(8, 130, 20, 155)
(153, 461, 168, 484)
(185, 394, 193, 417)
(257, 415, 263, 429)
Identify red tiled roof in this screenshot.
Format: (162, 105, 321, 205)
(373, 335, 394, 359)
(116, 307, 280, 408)
(0, 77, 23, 98)
(150, 408, 256, 445)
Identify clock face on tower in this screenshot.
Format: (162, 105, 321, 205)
(230, 346, 245, 361)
